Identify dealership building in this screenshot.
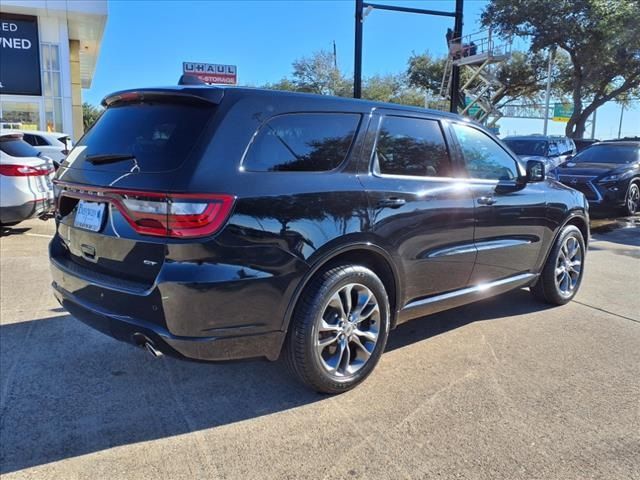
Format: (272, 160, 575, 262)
(0, 0, 107, 141)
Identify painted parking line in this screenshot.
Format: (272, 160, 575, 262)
(24, 233, 53, 239)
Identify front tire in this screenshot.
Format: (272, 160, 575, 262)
(284, 265, 390, 394)
(624, 181, 639, 216)
(531, 225, 586, 305)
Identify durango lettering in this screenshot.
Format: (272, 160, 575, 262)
(0, 37, 32, 49)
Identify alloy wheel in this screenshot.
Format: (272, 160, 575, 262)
(627, 183, 639, 215)
(314, 283, 380, 377)
(555, 235, 583, 296)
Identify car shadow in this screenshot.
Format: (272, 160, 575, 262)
(0, 226, 31, 237)
(0, 289, 551, 474)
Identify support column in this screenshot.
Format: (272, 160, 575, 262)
(69, 39, 83, 141)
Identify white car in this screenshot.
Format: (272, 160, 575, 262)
(4, 129, 73, 166)
(0, 131, 56, 227)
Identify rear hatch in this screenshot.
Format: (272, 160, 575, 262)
(52, 90, 229, 290)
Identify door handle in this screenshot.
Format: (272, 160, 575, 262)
(477, 196, 496, 206)
(377, 197, 406, 209)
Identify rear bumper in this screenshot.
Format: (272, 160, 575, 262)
(0, 197, 54, 224)
(52, 282, 285, 361)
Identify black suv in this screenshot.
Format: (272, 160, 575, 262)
(50, 86, 589, 393)
(552, 141, 640, 215)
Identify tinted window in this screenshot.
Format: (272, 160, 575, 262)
(68, 102, 215, 172)
(504, 139, 548, 156)
(452, 123, 518, 180)
(23, 134, 50, 146)
(375, 116, 450, 177)
(243, 113, 360, 172)
(573, 145, 639, 164)
(0, 138, 41, 157)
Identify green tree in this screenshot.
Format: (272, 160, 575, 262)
(407, 50, 558, 107)
(290, 50, 351, 96)
(82, 102, 102, 131)
(483, 0, 640, 138)
(263, 49, 425, 106)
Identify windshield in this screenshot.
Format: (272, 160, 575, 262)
(65, 102, 215, 172)
(573, 145, 639, 164)
(504, 139, 549, 156)
(0, 137, 41, 158)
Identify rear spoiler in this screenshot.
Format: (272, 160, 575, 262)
(102, 87, 224, 107)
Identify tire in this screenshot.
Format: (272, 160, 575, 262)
(284, 265, 390, 394)
(531, 225, 586, 305)
(623, 181, 639, 216)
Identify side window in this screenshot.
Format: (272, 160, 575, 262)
(451, 123, 518, 180)
(375, 116, 451, 177)
(243, 113, 361, 172)
(22, 134, 37, 146)
(548, 142, 560, 156)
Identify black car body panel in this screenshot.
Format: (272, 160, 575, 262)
(49, 86, 590, 362)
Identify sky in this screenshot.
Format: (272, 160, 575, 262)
(84, 0, 639, 139)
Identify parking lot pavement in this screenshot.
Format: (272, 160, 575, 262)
(1, 218, 639, 480)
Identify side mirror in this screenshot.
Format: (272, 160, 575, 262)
(526, 159, 546, 182)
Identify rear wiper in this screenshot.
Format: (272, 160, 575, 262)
(85, 153, 136, 165)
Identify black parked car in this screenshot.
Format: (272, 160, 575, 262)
(552, 141, 640, 215)
(50, 86, 589, 393)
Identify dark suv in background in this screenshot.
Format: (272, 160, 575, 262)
(552, 140, 640, 215)
(503, 135, 576, 170)
(50, 86, 589, 393)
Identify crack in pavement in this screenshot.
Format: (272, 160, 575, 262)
(572, 300, 640, 325)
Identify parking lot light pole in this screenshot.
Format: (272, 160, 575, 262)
(542, 47, 555, 135)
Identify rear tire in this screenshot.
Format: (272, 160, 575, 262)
(531, 225, 585, 305)
(284, 265, 390, 394)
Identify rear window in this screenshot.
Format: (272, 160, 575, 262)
(0, 137, 41, 158)
(504, 139, 549, 157)
(242, 113, 361, 172)
(64, 102, 214, 172)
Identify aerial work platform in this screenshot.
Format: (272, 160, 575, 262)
(439, 29, 512, 127)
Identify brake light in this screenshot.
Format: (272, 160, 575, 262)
(0, 164, 53, 177)
(115, 192, 235, 238)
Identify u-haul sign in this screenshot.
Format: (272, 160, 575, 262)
(183, 62, 237, 85)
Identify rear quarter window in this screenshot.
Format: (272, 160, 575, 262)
(242, 113, 361, 172)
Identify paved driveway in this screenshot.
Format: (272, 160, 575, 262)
(1, 218, 639, 479)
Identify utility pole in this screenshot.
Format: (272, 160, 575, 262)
(542, 47, 554, 135)
(354, 0, 364, 98)
(449, 0, 464, 113)
(332, 40, 338, 69)
(590, 108, 597, 139)
(618, 104, 625, 138)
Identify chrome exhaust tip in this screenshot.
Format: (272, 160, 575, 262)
(144, 341, 164, 358)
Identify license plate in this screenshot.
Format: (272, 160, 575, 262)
(74, 200, 106, 232)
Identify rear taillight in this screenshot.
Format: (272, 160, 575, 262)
(0, 164, 53, 177)
(114, 192, 235, 238)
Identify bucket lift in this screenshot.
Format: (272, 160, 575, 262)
(438, 29, 512, 127)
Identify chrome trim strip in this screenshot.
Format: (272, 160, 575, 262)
(426, 243, 477, 258)
(427, 239, 531, 259)
(402, 273, 536, 310)
(475, 238, 533, 252)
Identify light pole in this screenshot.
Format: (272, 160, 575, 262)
(542, 47, 554, 136)
(618, 104, 625, 138)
